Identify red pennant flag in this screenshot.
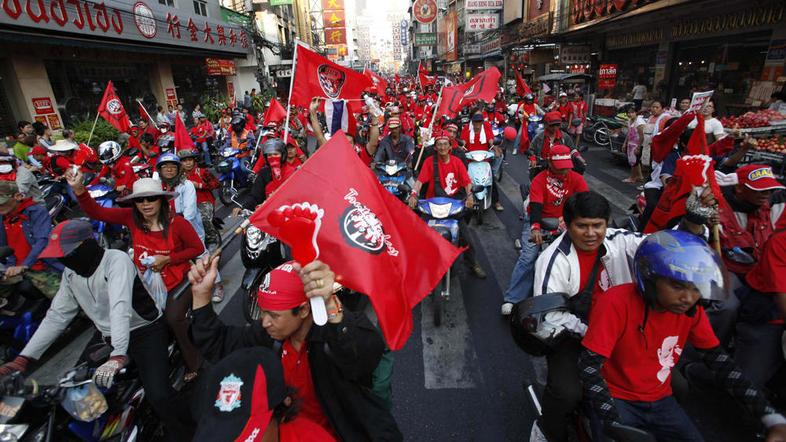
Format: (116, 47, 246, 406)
(363, 68, 389, 100)
(644, 155, 721, 233)
(686, 114, 708, 156)
(650, 111, 695, 164)
(290, 45, 373, 112)
(263, 98, 288, 127)
(248, 134, 463, 350)
(174, 114, 195, 152)
(435, 67, 502, 120)
(97, 81, 132, 133)
(515, 70, 532, 97)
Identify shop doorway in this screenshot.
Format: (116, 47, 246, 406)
(171, 63, 228, 119)
(0, 61, 16, 136)
(605, 45, 659, 99)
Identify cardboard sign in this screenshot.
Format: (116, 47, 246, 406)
(689, 90, 714, 113)
(32, 97, 54, 115)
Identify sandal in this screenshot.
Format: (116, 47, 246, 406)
(622, 178, 635, 183)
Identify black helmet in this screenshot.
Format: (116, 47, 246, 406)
(261, 138, 286, 159)
(231, 116, 246, 133)
(510, 293, 571, 356)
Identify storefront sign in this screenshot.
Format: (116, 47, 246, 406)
(165, 88, 176, 101)
(269, 64, 293, 79)
(414, 33, 437, 46)
(560, 45, 591, 64)
(689, 90, 714, 113)
(766, 39, 786, 64)
(465, 0, 502, 11)
(323, 10, 345, 27)
(671, 6, 784, 40)
(325, 27, 347, 45)
(413, 0, 438, 24)
(607, 28, 664, 50)
(47, 114, 62, 130)
(466, 13, 499, 32)
(480, 37, 501, 54)
(31, 97, 54, 115)
(320, 0, 344, 9)
(528, 0, 549, 21)
(0, 0, 250, 55)
(465, 44, 481, 56)
(227, 82, 234, 100)
(518, 12, 550, 40)
(438, 10, 458, 61)
(221, 7, 251, 28)
(598, 64, 617, 89)
(270, 0, 293, 5)
(400, 20, 408, 47)
(571, 0, 661, 26)
(205, 59, 236, 76)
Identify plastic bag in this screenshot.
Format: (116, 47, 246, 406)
(140, 256, 168, 309)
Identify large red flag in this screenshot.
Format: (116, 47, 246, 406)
(290, 45, 372, 112)
(418, 62, 436, 89)
(363, 68, 389, 100)
(174, 114, 194, 152)
(650, 111, 695, 164)
(263, 98, 288, 127)
(435, 67, 502, 120)
(97, 81, 132, 133)
(515, 70, 532, 97)
(248, 134, 463, 350)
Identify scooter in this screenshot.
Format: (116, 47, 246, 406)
(215, 146, 252, 206)
(375, 161, 411, 202)
(527, 115, 544, 142)
(84, 181, 126, 250)
(465, 150, 495, 225)
(416, 197, 464, 327)
(0, 247, 48, 362)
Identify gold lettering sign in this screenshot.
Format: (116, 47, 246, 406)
(671, 5, 784, 39)
(606, 28, 663, 50)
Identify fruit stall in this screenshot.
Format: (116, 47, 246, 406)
(720, 109, 786, 174)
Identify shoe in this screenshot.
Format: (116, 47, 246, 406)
(501, 302, 514, 315)
(512, 150, 518, 156)
(494, 202, 504, 212)
(636, 185, 645, 191)
(212, 283, 225, 303)
(471, 263, 487, 279)
(514, 238, 522, 250)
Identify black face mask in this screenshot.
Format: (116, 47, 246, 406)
(58, 239, 105, 277)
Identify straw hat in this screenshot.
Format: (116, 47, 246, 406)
(49, 139, 78, 152)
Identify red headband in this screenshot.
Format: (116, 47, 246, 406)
(257, 262, 307, 311)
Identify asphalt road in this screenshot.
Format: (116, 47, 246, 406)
(34, 142, 764, 441)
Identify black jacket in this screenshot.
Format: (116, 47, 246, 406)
(190, 306, 403, 442)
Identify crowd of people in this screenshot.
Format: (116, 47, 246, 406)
(0, 65, 782, 442)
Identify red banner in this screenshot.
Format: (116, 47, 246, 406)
(324, 27, 347, 45)
(206, 58, 236, 76)
(97, 81, 132, 134)
(323, 10, 346, 27)
(598, 64, 617, 89)
(290, 45, 372, 112)
(32, 97, 54, 115)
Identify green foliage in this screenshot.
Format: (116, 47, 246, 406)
(200, 93, 231, 122)
(251, 90, 276, 114)
(71, 116, 120, 147)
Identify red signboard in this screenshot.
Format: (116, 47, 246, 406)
(205, 58, 236, 76)
(413, 0, 438, 24)
(323, 10, 345, 27)
(31, 97, 54, 115)
(324, 27, 347, 45)
(321, 0, 345, 10)
(166, 88, 177, 101)
(572, 0, 659, 26)
(598, 64, 618, 89)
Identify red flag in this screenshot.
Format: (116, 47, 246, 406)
(97, 81, 131, 133)
(515, 70, 532, 97)
(650, 111, 695, 164)
(290, 45, 372, 112)
(686, 114, 708, 156)
(644, 155, 721, 233)
(363, 68, 389, 100)
(263, 98, 288, 127)
(174, 114, 194, 152)
(709, 136, 734, 158)
(418, 63, 436, 89)
(138, 103, 147, 122)
(248, 134, 463, 350)
(435, 67, 502, 120)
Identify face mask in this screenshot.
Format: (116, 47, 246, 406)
(267, 156, 282, 180)
(58, 239, 105, 277)
(0, 164, 13, 174)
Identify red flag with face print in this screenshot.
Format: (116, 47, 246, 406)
(97, 81, 132, 133)
(290, 45, 372, 112)
(248, 133, 463, 350)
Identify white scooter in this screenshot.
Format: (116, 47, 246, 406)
(465, 149, 496, 225)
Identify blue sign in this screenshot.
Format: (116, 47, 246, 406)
(400, 20, 409, 46)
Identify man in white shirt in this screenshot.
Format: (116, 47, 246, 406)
(688, 100, 725, 144)
(631, 80, 648, 111)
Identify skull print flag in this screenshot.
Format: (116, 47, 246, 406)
(248, 133, 463, 350)
(289, 44, 373, 113)
(97, 81, 132, 134)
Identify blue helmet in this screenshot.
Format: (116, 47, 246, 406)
(156, 152, 181, 169)
(633, 230, 726, 303)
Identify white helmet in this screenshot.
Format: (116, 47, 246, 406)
(98, 141, 122, 165)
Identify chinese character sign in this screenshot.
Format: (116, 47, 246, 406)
(325, 28, 347, 45)
(465, 13, 499, 32)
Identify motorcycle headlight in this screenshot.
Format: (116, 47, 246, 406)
(222, 148, 235, 158)
(216, 161, 232, 173)
(0, 424, 29, 441)
(428, 203, 452, 219)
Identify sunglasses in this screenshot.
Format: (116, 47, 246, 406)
(133, 196, 161, 203)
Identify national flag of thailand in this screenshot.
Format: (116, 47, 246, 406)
(97, 81, 132, 133)
(248, 134, 463, 350)
(324, 99, 357, 137)
(290, 45, 372, 112)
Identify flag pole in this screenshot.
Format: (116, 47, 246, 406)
(283, 40, 301, 145)
(414, 85, 444, 171)
(86, 113, 100, 148)
(136, 99, 159, 130)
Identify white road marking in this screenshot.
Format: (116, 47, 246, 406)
(582, 173, 636, 214)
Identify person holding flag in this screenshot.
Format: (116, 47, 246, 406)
(514, 94, 545, 156)
(370, 116, 415, 167)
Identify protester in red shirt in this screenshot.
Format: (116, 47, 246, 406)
(460, 113, 494, 152)
(179, 150, 220, 249)
(556, 93, 572, 122)
(67, 173, 205, 379)
(137, 118, 159, 144)
(30, 146, 51, 175)
(309, 97, 379, 166)
(97, 141, 137, 194)
(579, 230, 786, 442)
(191, 114, 215, 166)
(135, 133, 160, 166)
(47, 139, 79, 176)
(186, 258, 402, 441)
(243, 108, 256, 131)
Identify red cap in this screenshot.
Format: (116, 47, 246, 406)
(31, 146, 47, 156)
(544, 111, 562, 126)
(549, 144, 574, 169)
(736, 164, 785, 191)
(257, 262, 307, 311)
(39, 219, 95, 259)
(444, 123, 458, 131)
(433, 129, 449, 142)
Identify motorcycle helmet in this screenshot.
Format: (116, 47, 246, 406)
(633, 230, 727, 313)
(524, 94, 534, 103)
(177, 149, 199, 161)
(231, 116, 246, 133)
(98, 141, 122, 165)
(510, 293, 571, 356)
(158, 122, 170, 134)
(156, 152, 181, 170)
(261, 138, 286, 159)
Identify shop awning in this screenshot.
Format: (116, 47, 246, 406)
(538, 73, 594, 82)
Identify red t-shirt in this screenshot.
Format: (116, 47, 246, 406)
(529, 170, 588, 218)
(112, 157, 138, 189)
(279, 416, 337, 442)
(557, 104, 572, 122)
(355, 144, 373, 166)
(460, 122, 494, 152)
(582, 283, 720, 402)
(417, 155, 471, 199)
(281, 340, 334, 436)
(747, 230, 786, 294)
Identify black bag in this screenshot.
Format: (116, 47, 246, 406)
(510, 293, 570, 357)
(510, 303, 558, 356)
(566, 252, 603, 322)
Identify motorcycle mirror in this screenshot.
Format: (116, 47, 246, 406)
(398, 183, 412, 194)
(541, 218, 561, 231)
(724, 247, 755, 265)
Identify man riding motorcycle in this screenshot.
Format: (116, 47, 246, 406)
(223, 116, 255, 157)
(460, 112, 504, 211)
(370, 117, 415, 167)
(97, 140, 138, 194)
(529, 111, 585, 178)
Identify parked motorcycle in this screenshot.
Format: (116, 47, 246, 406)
(374, 161, 411, 202)
(466, 150, 495, 224)
(416, 197, 465, 326)
(215, 146, 253, 206)
(85, 182, 126, 250)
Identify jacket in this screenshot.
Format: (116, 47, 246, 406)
(166, 179, 205, 243)
(21, 250, 160, 360)
(190, 306, 403, 442)
(0, 201, 62, 271)
(529, 130, 576, 159)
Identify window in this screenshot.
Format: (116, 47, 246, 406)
(193, 0, 207, 16)
(159, 0, 174, 7)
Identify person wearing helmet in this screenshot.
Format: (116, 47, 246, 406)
(0, 154, 43, 203)
(579, 230, 786, 442)
(532, 190, 716, 442)
(178, 149, 221, 250)
(234, 138, 294, 216)
(97, 140, 137, 194)
(223, 115, 254, 155)
(155, 153, 205, 243)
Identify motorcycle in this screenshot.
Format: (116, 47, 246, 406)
(156, 133, 175, 155)
(416, 197, 464, 326)
(527, 115, 544, 143)
(465, 150, 495, 224)
(238, 208, 286, 323)
(374, 161, 411, 202)
(611, 191, 647, 232)
(215, 146, 253, 206)
(0, 247, 48, 362)
(85, 181, 126, 250)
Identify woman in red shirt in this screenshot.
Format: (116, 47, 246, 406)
(66, 172, 205, 379)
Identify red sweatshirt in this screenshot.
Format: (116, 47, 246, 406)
(186, 167, 219, 204)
